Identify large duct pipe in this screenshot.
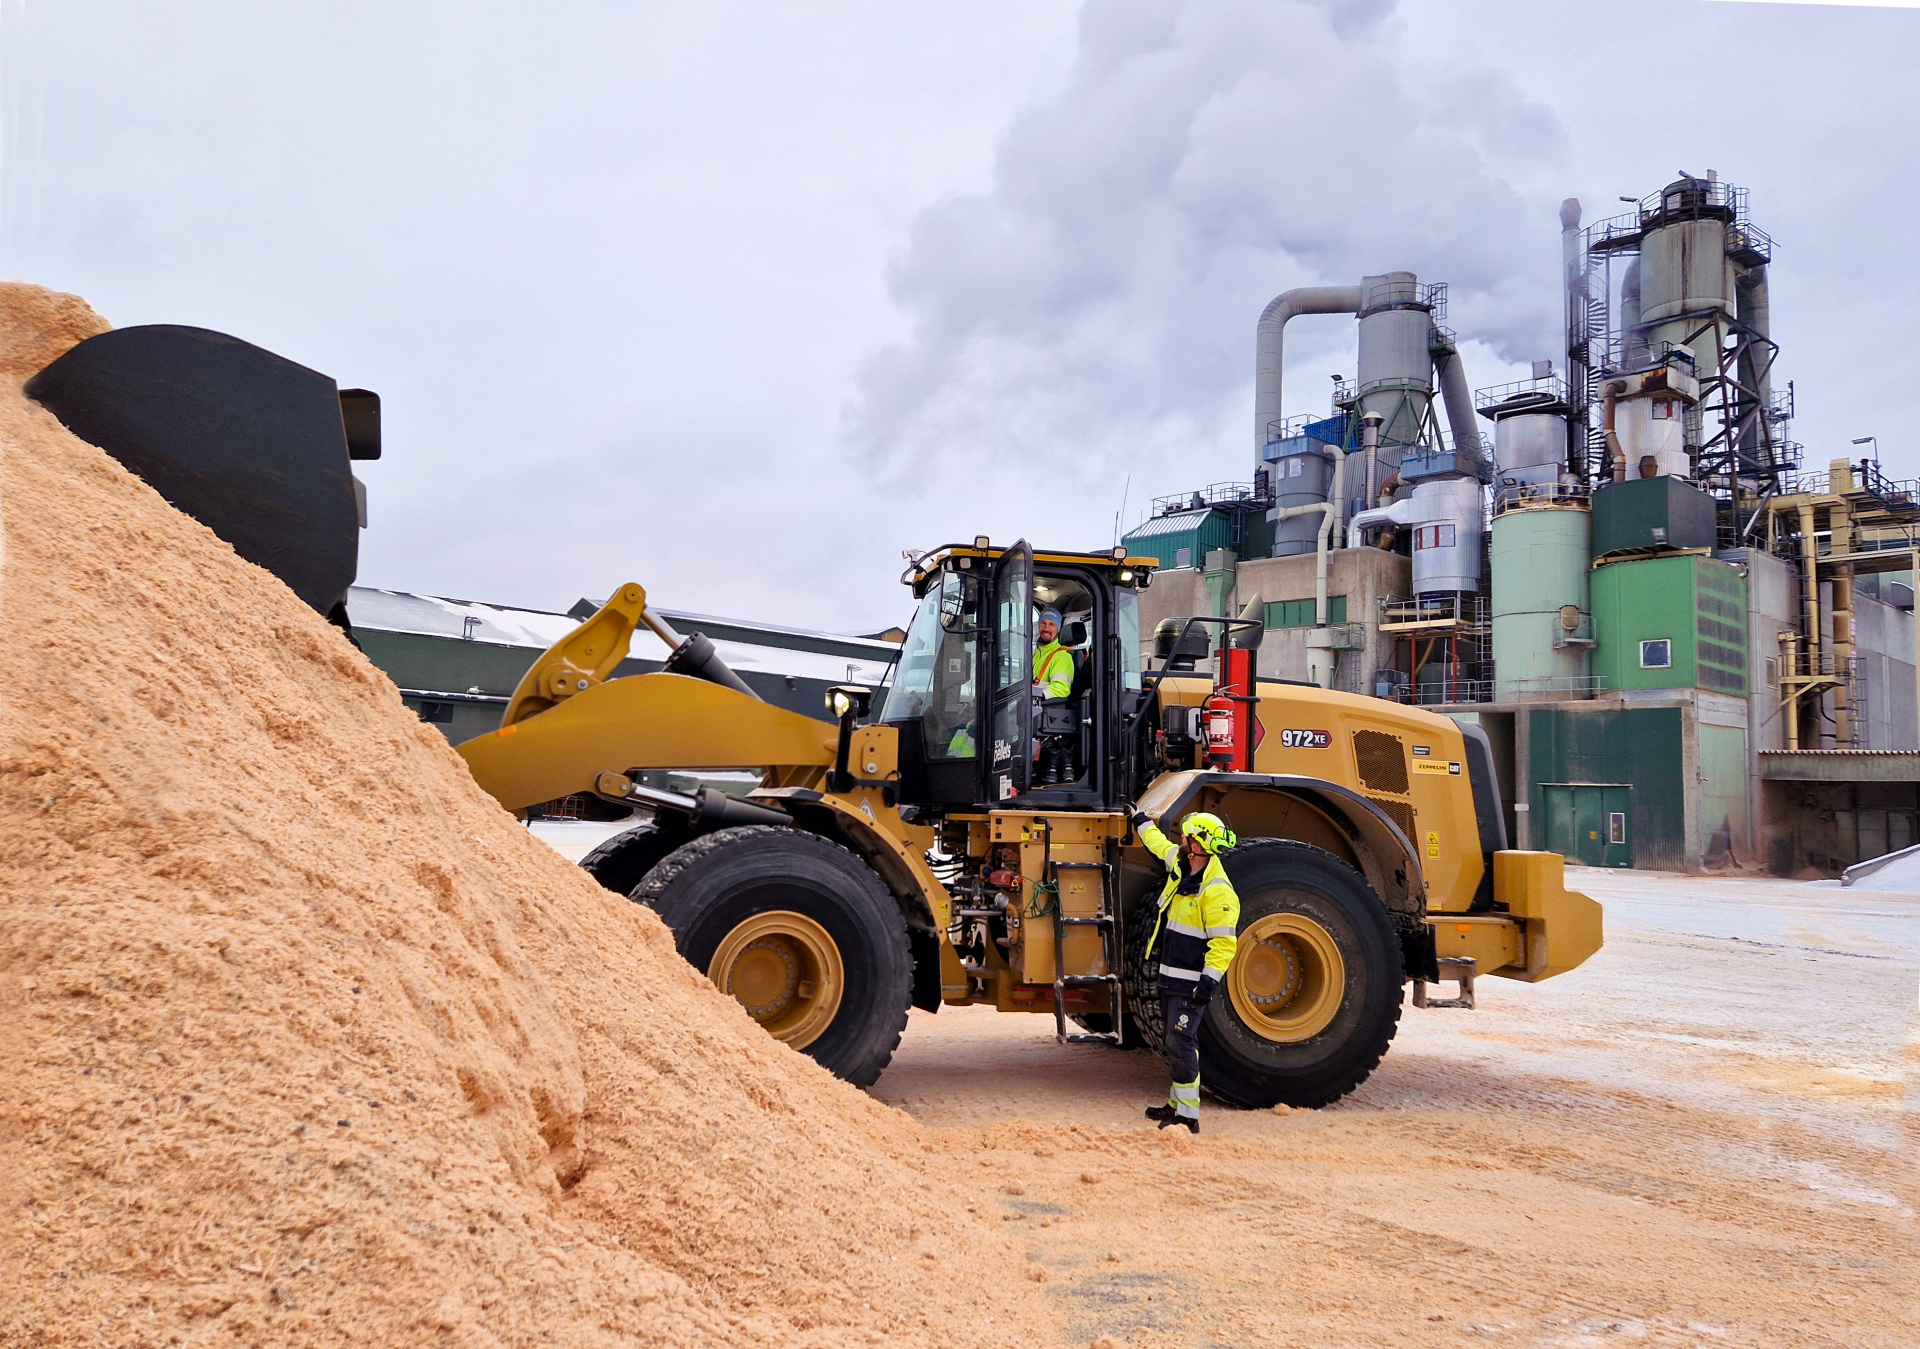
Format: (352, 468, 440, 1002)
(1254, 285, 1364, 456)
(1360, 409, 1384, 514)
(1620, 258, 1643, 366)
(1348, 498, 1413, 538)
(1602, 380, 1628, 483)
(1560, 199, 1586, 481)
(1737, 264, 1774, 460)
(1431, 336, 1483, 459)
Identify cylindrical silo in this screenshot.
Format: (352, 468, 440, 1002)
(1491, 498, 1592, 700)
(1356, 272, 1436, 485)
(1268, 442, 1333, 557)
(1614, 394, 1690, 478)
(1635, 178, 1738, 360)
(1410, 476, 1484, 596)
(1487, 393, 1568, 489)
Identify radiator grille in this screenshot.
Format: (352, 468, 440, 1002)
(1352, 729, 1409, 795)
(1368, 795, 1417, 842)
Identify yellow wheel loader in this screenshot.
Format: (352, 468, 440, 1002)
(457, 543, 1602, 1105)
(22, 327, 1596, 1107)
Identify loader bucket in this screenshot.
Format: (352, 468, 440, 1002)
(26, 324, 374, 626)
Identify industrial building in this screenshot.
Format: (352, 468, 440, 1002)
(1129, 176, 1920, 875)
(351, 586, 898, 752)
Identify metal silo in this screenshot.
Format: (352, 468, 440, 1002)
(1410, 476, 1484, 595)
(1356, 272, 1440, 499)
(1266, 438, 1334, 557)
(1638, 179, 1739, 354)
(1479, 375, 1571, 490)
(1491, 489, 1593, 700)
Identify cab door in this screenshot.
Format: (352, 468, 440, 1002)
(986, 541, 1034, 802)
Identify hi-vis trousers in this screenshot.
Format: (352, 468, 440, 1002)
(1163, 993, 1204, 1122)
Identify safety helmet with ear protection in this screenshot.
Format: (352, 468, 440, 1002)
(1178, 811, 1237, 855)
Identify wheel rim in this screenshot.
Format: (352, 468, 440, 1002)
(707, 910, 845, 1049)
(1226, 912, 1345, 1043)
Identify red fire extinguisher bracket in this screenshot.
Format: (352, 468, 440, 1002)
(1204, 647, 1259, 772)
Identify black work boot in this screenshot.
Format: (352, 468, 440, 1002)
(1144, 1104, 1177, 1123)
(1038, 742, 1063, 785)
(1158, 1115, 1199, 1135)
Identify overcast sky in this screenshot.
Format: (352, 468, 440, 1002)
(5, 0, 1917, 633)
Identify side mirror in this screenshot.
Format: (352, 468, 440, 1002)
(938, 572, 968, 631)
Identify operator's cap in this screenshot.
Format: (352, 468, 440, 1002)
(1038, 607, 1063, 627)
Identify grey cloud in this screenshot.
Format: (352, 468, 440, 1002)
(848, 0, 1567, 477)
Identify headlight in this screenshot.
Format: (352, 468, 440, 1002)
(827, 689, 853, 719)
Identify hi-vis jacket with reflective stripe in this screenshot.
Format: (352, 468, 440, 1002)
(1139, 820, 1239, 992)
(1032, 640, 1074, 699)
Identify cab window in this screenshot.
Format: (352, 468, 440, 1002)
(881, 571, 979, 759)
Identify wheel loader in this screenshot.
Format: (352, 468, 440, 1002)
(24, 325, 1601, 1108)
(455, 543, 1603, 1105)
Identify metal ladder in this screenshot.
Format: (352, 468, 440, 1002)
(1049, 859, 1123, 1045)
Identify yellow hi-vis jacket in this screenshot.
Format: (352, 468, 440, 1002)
(1138, 819, 1239, 992)
(1032, 640, 1074, 699)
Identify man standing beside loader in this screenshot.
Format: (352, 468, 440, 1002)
(1132, 808, 1241, 1134)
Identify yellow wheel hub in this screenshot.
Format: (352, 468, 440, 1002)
(1227, 912, 1345, 1043)
(708, 911, 844, 1049)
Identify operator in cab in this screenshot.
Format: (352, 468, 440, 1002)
(1033, 608, 1076, 784)
(1129, 808, 1240, 1134)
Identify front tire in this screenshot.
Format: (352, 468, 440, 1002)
(632, 826, 912, 1088)
(1127, 840, 1402, 1108)
(1203, 840, 1402, 1108)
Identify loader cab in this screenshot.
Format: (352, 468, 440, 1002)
(881, 541, 1152, 815)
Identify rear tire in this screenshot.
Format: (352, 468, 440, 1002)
(632, 826, 912, 1088)
(1125, 898, 1170, 1056)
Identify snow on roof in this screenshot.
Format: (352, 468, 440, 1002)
(348, 587, 895, 686)
(1125, 508, 1214, 540)
(348, 588, 578, 649)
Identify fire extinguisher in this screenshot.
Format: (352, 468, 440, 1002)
(1204, 647, 1257, 772)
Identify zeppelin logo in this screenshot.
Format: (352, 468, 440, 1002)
(1413, 759, 1462, 776)
(1279, 729, 1331, 749)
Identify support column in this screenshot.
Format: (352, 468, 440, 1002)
(1514, 707, 1534, 851)
(1797, 503, 1822, 750)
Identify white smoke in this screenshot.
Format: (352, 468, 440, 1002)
(848, 0, 1567, 483)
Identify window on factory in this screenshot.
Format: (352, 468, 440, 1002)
(1266, 596, 1348, 629)
(1175, 547, 1193, 569)
(1651, 401, 1676, 420)
(1412, 524, 1455, 550)
(1765, 657, 1779, 688)
(1639, 639, 1672, 669)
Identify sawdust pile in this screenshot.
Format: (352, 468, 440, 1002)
(0, 284, 1051, 1348)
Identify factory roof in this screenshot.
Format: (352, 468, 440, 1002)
(347, 587, 897, 687)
